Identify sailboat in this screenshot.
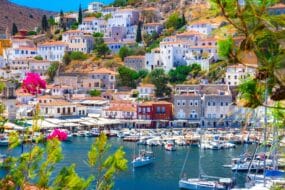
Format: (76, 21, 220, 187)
(132, 128, 155, 168)
(132, 149, 155, 168)
(179, 131, 234, 190)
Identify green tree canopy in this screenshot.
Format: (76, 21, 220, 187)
(47, 62, 59, 82)
(149, 69, 172, 97)
(89, 89, 101, 97)
(78, 4, 83, 24)
(211, 0, 285, 108)
(117, 66, 139, 88)
(41, 15, 49, 32)
(165, 12, 185, 29)
(12, 23, 18, 36)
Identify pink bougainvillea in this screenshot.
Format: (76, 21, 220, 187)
(47, 129, 68, 141)
(22, 73, 46, 95)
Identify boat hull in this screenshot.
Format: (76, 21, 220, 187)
(179, 179, 227, 190)
(132, 158, 154, 168)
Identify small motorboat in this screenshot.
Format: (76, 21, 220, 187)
(132, 150, 155, 168)
(0, 135, 9, 146)
(90, 128, 100, 137)
(165, 141, 176, 151)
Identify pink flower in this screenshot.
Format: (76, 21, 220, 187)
(47, 129, 68, 141)
(22, 73, 46, 95)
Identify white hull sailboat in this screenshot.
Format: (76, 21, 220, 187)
(132, 150, 155, 168)
(179, 178, 233, 190)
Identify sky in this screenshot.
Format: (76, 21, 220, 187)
(10, 0, 114, 12)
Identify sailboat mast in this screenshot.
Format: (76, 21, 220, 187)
(263, 80, 268, 187)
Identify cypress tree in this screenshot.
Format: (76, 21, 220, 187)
(181, 13, 186, 26)
(136, 21, 142, 43)
(41, 15, 49, 32)
(78, 4, 83, 24)
(12, 23, 18, 36)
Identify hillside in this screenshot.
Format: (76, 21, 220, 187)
(0, 0, 55, 33)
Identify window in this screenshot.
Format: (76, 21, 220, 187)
(194, 100, 198, 106)
(213, 102, 216, 106)
(161, 107, 166, 113)
(220, 114, 223, 118)
(156, 106, 161, 113)
(177, 101, 180, 106)
(221, 102, 223, 106)
(57, 108, 60, 113)
(208, 102, 211, 106)
(225, 102, 228, 106)
(189, 101, 193, 106)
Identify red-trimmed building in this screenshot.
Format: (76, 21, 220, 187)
(137, 101, 173, 128)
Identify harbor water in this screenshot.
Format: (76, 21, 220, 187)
(0, 137, 255, 190)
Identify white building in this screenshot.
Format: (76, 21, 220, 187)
(107, 9, 139, 27)
(225, 64, 256, 86)
(142, 23, 163, 35)
(28, 59, 52, 79)
(3, 39, 37, 60)
(78, 17, 107, 34)
(37, 41, 68, 62)
(87, 1, 104, 13)
(159, 41, 188, 71)
(187, 22, 214, 36)
(145, 48, 164, 71)
(137, 84, 155, 99)
(67, 35, 94, 53)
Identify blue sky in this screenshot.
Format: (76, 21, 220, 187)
(10, 0, 114, 12)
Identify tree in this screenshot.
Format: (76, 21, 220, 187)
(93, 32, 104, 38)
(11, 23, 18, 36)
(136, 21, 142, 43)
(41, 15, 49, 32)
(168, 64, 201, 84)
(149, 69, 172, 97)
(217, 37, 236, 62)
(169, 65, 192, 84)
(59, 9, 66, 30)
(62, 52, 71, 65)
(48, 16, 56, 26)
(118, 46, 132, 61)
(78, 4, 83, 24)
(47, 62, 59, 82)
(181, 13, 186, 26)
(112, 0, 128, 7)
(117, 66, 139, 88)
(34, 55, 43, 60)
(211, 0, 285, 107)
(165, 12, 184, 29)
(95, 43, 110, 58)
(69, 51, 88, 60)
(89, 89, 101, 97)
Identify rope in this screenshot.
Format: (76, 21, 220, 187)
(180, 147, 190, 179)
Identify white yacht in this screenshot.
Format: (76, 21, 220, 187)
(179, 177, 234, 190)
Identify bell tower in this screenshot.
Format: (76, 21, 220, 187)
(0, 80, 17, 120)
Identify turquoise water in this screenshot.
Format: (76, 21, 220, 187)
(10, 0, 115, 12)
(0, 137, 255, 189)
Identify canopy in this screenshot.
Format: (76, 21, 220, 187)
(265, 170, 285, 178)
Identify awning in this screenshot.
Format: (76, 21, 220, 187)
(135, 120, 152, 125)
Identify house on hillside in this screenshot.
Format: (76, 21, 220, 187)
(37, 41, 68, 62)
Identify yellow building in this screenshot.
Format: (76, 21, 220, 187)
(0, 39, 12, 56)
